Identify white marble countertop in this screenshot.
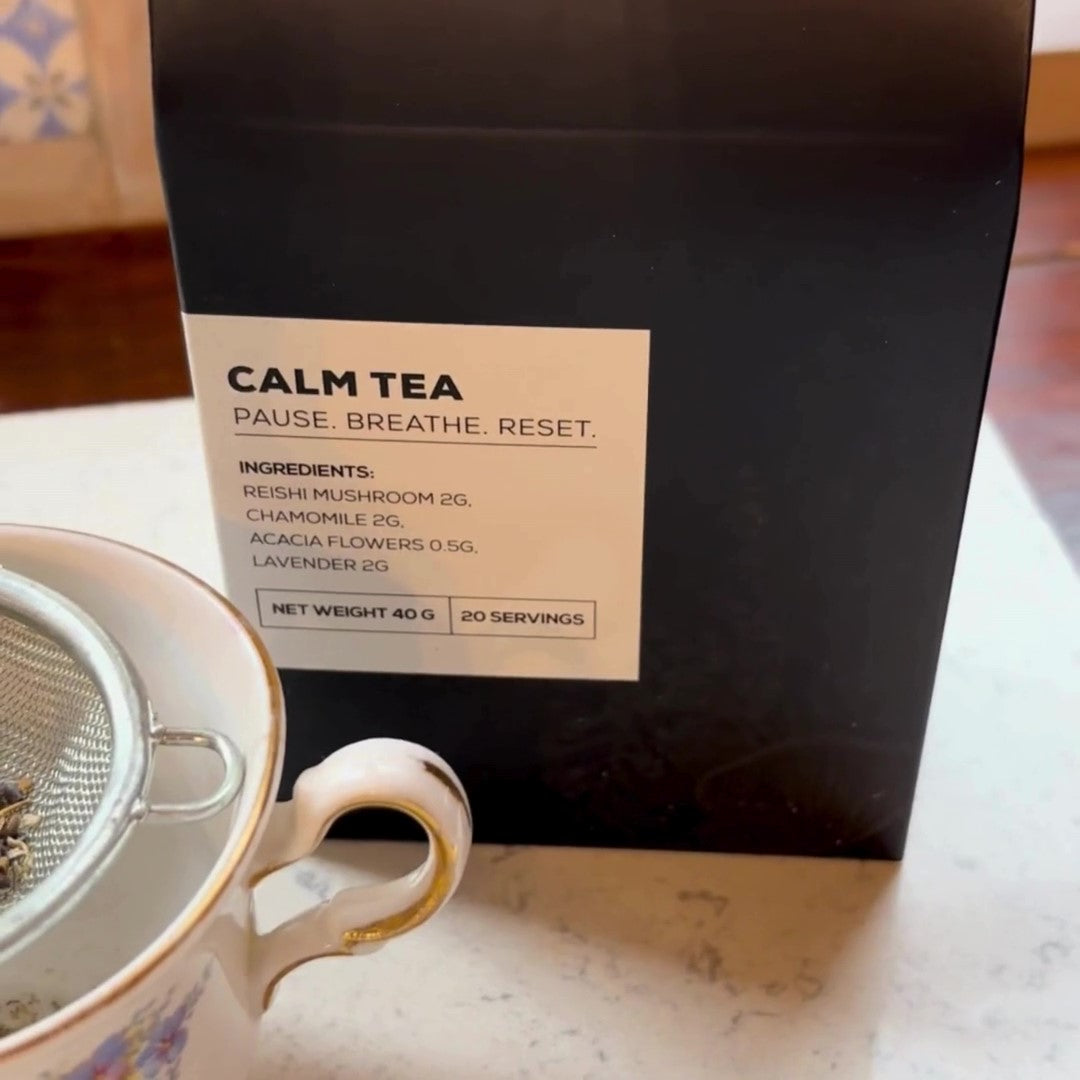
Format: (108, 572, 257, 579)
(2, 399, 1079, 1079)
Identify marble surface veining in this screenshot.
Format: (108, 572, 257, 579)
(1, 400, 1078, 1079)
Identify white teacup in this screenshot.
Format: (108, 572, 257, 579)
(0, 525, 471, 1078)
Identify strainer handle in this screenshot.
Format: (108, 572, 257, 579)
(141, 727, 245, 822)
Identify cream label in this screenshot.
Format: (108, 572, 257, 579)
(184, 315, 649, 680)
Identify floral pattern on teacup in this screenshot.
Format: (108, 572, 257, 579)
(42, 963, 212, 1080)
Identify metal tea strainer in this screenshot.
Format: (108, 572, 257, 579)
(0, 565, 244, 963)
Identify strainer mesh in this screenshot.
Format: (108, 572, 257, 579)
(0, 611, 112, 907)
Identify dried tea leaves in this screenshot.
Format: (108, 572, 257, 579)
(0, 777, 37, 892)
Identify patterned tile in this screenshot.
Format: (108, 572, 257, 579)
(0, 0, 91, 142)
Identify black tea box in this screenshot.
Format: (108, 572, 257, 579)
(149, 0, 1032, 857)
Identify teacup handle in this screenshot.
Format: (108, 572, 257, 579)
(247, 737, 471, 1010)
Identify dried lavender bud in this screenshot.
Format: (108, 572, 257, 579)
(0, 777, 35, 891)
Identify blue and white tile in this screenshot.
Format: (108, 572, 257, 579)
(0, 0, 91, 143)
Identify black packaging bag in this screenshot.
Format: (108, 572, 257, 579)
(150, 0, 1033, 857)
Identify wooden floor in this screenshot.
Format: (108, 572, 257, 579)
(0, 228, 190, 412)
(2, 149, 1080, 565)
(986, 151, 1080, 562)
